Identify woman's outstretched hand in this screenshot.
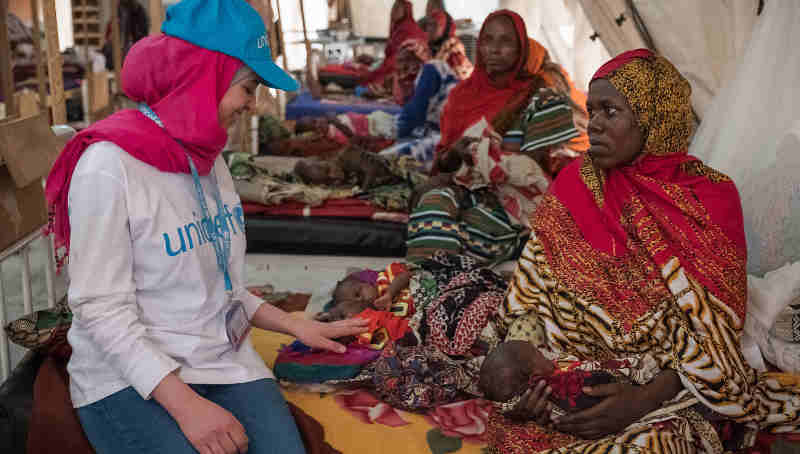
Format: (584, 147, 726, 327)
(291, 317, 369, 353)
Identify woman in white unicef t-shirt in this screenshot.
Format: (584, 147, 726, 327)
(43, 1, 367, 453)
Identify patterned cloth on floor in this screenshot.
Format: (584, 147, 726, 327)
(423, 262, 508, 357)
(369, 343, 480, 412)
(368, 252, 507, 411)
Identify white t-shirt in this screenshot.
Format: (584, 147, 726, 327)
(66, 141, 272, 408)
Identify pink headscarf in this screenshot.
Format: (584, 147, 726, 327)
(45, 35, 243, 269)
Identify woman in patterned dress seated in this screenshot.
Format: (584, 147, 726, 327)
(487, 49, 800, 454)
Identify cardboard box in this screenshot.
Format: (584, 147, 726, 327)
(0, 165, 47, 252)
(0, 113, 60, 188)
(0, 113, 61, 251)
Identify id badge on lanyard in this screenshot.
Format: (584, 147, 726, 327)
(225, 300, 252, 352)
(188, 158, 250, 353)
(192, 162, 250, 353)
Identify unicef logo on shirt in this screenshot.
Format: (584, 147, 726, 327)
(257, 34, 269, 49)
(162, 203, 246, 257)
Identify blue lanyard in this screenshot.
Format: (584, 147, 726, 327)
(138, 103, 232, 293)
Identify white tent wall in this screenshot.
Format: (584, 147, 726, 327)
(632, 0, 759, 117)
(565, 0, 611, 91)
(690, 0, 800, 276)
(576, 0, 759, 117)
(433, 0, 499, 28)
(688, 0, 800, 372)
(577, 0, 646, 59)
(349, 0, 423, 38)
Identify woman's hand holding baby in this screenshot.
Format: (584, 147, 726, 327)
(554, 370, 682, 439)
(511, 380, 553, 426)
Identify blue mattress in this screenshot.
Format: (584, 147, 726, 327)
(286, 91, 402, 119)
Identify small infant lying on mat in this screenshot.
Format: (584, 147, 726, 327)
(294, 146, 402, 190)
(314, 262, 415, 350)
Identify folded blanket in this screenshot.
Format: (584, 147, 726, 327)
(274, 341, 382, 384)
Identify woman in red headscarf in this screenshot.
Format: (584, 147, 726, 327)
(406, 10, 589, 265)
(422, 7, 473, 80)
(433, 10, 588, 176)
(484, 49, 800, 454)
(360, 0, 427, 100)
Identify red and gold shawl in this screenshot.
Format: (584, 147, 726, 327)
(535, 49, 747, 325)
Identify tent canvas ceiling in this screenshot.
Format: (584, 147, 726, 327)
(34, 0, 765, 115)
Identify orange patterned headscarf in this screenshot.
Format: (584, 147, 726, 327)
(593, 48, 695, 156)
(534, 49, 747, 325)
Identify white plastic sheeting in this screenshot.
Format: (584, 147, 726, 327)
(689, 1, 800, 371)
(632, 0, 758, 117)
(690, 0, 800, 277)
(577, 0, 646, 59)
(576, 0, 758, 116)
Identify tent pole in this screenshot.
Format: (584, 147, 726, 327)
(30, 0, 48, 113)
(275, 0, 290, 72)
(298, 0, 312, 71)
(149, 0, 163, 36)
(0, 0, 15, 118)
(83, 0, 93, 123)
(42, 0, 65, 124)
(111, 0, 122, 90)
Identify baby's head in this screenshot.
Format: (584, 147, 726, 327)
(294, 159, 346, 185)
(478, 341, 555, 402)
(313, 274, 379, 323)
(332, 274, 378, 306)
(295, 116, 330, 134)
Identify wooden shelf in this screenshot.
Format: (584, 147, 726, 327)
(74, 32, 103, 39)
(72, 0, 103, 50)
(72, 18, 99, 25)
(72, 6, 100, 14)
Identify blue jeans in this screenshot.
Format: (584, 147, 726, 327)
(77, 379, 305, 454)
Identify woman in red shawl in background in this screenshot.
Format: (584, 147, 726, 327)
(406, 10, 589, 265)
(360, 0, 427, 101)
(422, 6, 474, 80)
(486, 49, 800, 454)
(433, 10, 589, 177)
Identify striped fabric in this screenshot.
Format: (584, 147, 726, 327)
(504, 93, 579, 154)
(406, 188, 525, 266)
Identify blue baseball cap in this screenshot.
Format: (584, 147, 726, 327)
(162, 0, 298, 91)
